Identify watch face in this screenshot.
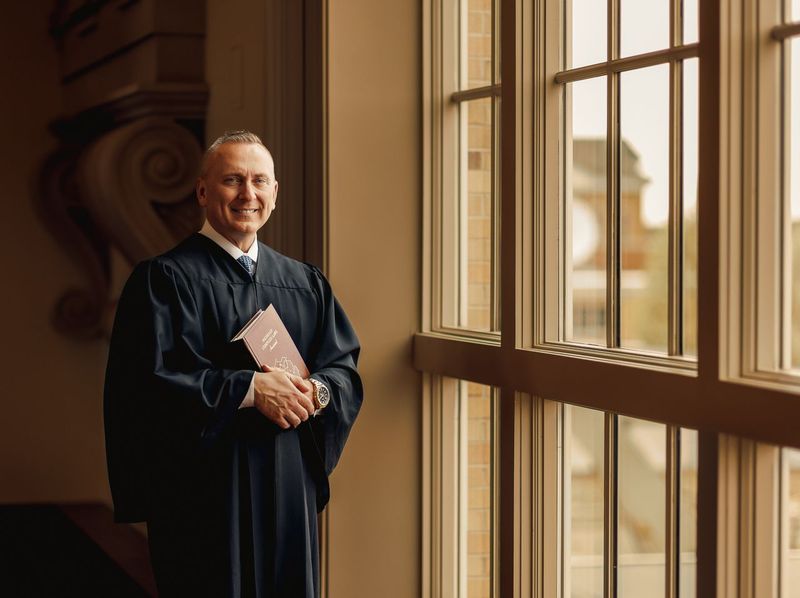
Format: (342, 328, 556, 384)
(317, 383, 331, 407)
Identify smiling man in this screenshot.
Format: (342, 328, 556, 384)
(104, 131, 363, 598)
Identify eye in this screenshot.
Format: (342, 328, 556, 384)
(223, 176, 241, 185)
(255, 177, 270, 185)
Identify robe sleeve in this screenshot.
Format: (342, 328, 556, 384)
(305, 264, 364, 478)
(104, 259, 253, 522)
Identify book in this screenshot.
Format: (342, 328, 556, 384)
(230, 304, 310, 377)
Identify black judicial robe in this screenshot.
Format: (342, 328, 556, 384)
(103, 233, 363, 598)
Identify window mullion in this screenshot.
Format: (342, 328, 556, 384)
(779, 35, 792, 370)
(607, 0, 621, 349)
(666, 426, 680, 598)
(604, 412, 618, 598)
(554, 45, 699, 83)
(669, 58, 685, 357)
(451, 84, 502, 103)
(771, 22, 800, 40)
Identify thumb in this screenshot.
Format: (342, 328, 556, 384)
(262, 364, 273, 373)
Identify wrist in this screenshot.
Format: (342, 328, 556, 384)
(308, 377, 331, 410)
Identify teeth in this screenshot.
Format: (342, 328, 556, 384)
(233, 208, 259, 213)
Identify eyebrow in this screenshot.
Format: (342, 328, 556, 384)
(221, 172, 273, 179)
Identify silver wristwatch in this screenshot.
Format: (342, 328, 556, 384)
(309, 377, 331, 410)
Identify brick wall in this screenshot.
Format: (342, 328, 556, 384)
(465, 0, 494, 332)
(464, 0, 495, 594)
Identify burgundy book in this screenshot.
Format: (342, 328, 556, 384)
(230, 304, 310, 377)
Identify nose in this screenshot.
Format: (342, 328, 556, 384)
(239, 179, 257, 202)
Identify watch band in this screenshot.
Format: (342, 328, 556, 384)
(308, 377, 330, 410)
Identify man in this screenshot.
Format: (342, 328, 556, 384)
(104, 130, 363, 598)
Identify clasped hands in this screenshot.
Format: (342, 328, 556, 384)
(253, 364, 316, 430)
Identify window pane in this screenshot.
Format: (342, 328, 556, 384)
(566, 76, 607, 345)
(463, 0, 494, 89)
(620, 65, 670, 353)
(461, 381, 496, 597)
(683, 58, 699, 357)
(679, 429, 698, 598)
(621, 0, 669, 57)
(617, 416, 666, 598)
(793, 0, 800, 21)
(784, 448, 800, 597)
(442, 97, 498, 332)
(563, 405, 605, 598)
(462, 97, 496, 331)
(683, 0, 699, 44)
(568, 0, 607, 69)
(789, 39, 800, 368)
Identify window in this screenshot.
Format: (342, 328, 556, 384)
(561, 405, 697, 598)
(419, 0, 800, 595)
(783, 448, 800, 596)
(426, 377, 498, 597)
(542, 0, 699, 359)
(429, 0, 501, 336)
(731, 0, 800, 382)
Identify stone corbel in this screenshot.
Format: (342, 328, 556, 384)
(79, 117, 203, 265)
(39, 117, 203, 339)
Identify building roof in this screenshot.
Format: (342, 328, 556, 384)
(572, 137, 649, 194)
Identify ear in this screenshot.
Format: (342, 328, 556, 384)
(272, 180, 279, 207)
(196, 178, 207, 207)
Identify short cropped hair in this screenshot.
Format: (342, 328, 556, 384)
(200, 130, 275, 176)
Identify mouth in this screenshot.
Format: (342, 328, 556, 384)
(231, 208, 260, 214)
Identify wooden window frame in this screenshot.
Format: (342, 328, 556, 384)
(729, 0, 800, 384)
(426, 0, 503, 339)
(420, 0, 800, 596)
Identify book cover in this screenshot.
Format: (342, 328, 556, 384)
(230, 304, 310, 378)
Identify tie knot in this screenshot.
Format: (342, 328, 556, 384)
(237, 255, 255, 276)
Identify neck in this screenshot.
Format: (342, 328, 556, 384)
(205, 221, 256, 252)
(225, 233, 256, 253)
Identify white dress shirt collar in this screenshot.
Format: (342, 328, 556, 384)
(199, 220, 259, 263)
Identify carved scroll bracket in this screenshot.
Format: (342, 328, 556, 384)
(38, 117, 204, 340)
(79, 117, 203, 265)
(40, 0, 207, 340)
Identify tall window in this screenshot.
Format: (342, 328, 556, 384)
(562, 406, 697, 598)
(780, 0, 800, 370)
(432, 0, 501, 335)
(736, 0, 800, 380)
(544, 0, 698, 358)
(425, 0, 501, 593)
(426, 377, 498, 598)
(420, 0, 800, 595)
(782, 448, 800, 596)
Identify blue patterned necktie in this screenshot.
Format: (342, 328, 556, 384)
(237, 255, 255, 276)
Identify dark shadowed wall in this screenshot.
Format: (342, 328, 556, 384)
(0, 3, 112, 505)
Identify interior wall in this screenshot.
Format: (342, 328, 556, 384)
(205, 0, 267, 141)
(0, 1, 422, 593)
(207, 1, 423, 594)
(326, 1, 422, 597)
(0, 3, 111, 504)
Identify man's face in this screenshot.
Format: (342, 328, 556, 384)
(196, 143, 278, 245)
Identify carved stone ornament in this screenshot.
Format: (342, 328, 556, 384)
(79, 117, 203, 265)
(41, 0, 208, 339)
(38, 118, 204, 340)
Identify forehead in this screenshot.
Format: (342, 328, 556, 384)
(208, 143, 275, 176)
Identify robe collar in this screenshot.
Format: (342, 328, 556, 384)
(199, 220, 259, 264)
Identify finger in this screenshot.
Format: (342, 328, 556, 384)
(290, 376, 311, 392)
(291, 401, 310, 422)
(277, 417, 291, 430)
(286, 411, 303, 428)
(299, 394, 316, 417)
(262, 364, 273, 372)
